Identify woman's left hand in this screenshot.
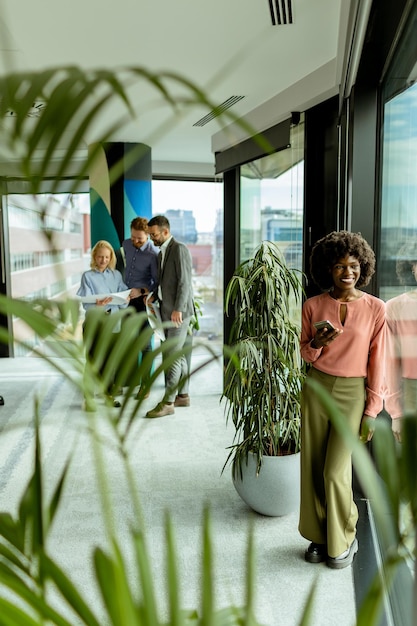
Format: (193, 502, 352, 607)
(96, 296, 113, 306)
(360, 415, 375, 442)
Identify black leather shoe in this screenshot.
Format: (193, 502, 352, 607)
(305, 542, 327, 563)
(106, 395, 121, 408)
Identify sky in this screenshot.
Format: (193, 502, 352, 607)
(152, 180, 223, 232)
(381, 82, 417, 228)
(151, 164, 304, 233)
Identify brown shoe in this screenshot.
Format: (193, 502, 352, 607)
(174, 394, 190, 407)
(136, 387, 150, 400)
(145, 402, 175, 418)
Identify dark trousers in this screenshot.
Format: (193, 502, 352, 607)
(127, 297, 154, 387)
(83, 319, 118, 396)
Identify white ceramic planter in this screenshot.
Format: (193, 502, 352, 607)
(232, 451, 300, 517)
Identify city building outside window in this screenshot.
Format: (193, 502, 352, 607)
(152, 179, 224, 345)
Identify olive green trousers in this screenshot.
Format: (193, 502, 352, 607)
(298, 367, 365, 558)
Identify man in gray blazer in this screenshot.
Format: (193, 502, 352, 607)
(146, 215, 194, 418)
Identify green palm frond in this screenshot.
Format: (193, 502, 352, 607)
(0, 418, 264, 626)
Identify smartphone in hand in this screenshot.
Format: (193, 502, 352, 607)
(314, 320, 336, 332)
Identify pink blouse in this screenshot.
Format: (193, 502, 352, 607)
(300, 292, 386, 417)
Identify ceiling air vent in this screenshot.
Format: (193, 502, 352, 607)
(268, 0, 293, 25)
(193, 95, 245, 127)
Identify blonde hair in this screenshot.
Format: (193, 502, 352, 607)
(90, 240, 116, 270)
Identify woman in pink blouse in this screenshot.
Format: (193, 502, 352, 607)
(299, 231, 385, 569)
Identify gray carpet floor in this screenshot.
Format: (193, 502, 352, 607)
(0, 345, 356, 626)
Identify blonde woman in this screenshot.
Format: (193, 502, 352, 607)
(77, 240, 130, 408)
(78, 240, 129, 313)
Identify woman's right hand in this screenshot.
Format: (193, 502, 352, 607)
(312, 326, 343, 348)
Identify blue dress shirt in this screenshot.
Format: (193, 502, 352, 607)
(122, 238, 158, 294)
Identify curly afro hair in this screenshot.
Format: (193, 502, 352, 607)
(310, 230, 376, 291)
(395, 240, 417, 285)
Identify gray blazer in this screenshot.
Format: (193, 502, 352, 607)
(158, 238, 194, 322)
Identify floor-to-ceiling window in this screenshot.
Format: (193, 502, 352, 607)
(152, 178, 224, 346)
(379, 3, 417, 582)
(6, 192, 89, 355)
(3, 178, 223, 355)
(4, 175, 224, 356)
(380, 83, 417, 301)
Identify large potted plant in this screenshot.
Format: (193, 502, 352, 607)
(222, 240, 305, 516)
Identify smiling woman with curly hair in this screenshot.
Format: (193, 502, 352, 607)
(299, 230, 386, 571)
(309, 230, 376, 291)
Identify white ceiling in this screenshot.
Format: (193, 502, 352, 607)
(0, 0, 357, 177)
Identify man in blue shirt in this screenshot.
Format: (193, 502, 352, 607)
(122, 217, 158, 396)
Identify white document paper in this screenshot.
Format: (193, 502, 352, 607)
(76, 289, 131, 305)
(145, 294, 165, 342)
